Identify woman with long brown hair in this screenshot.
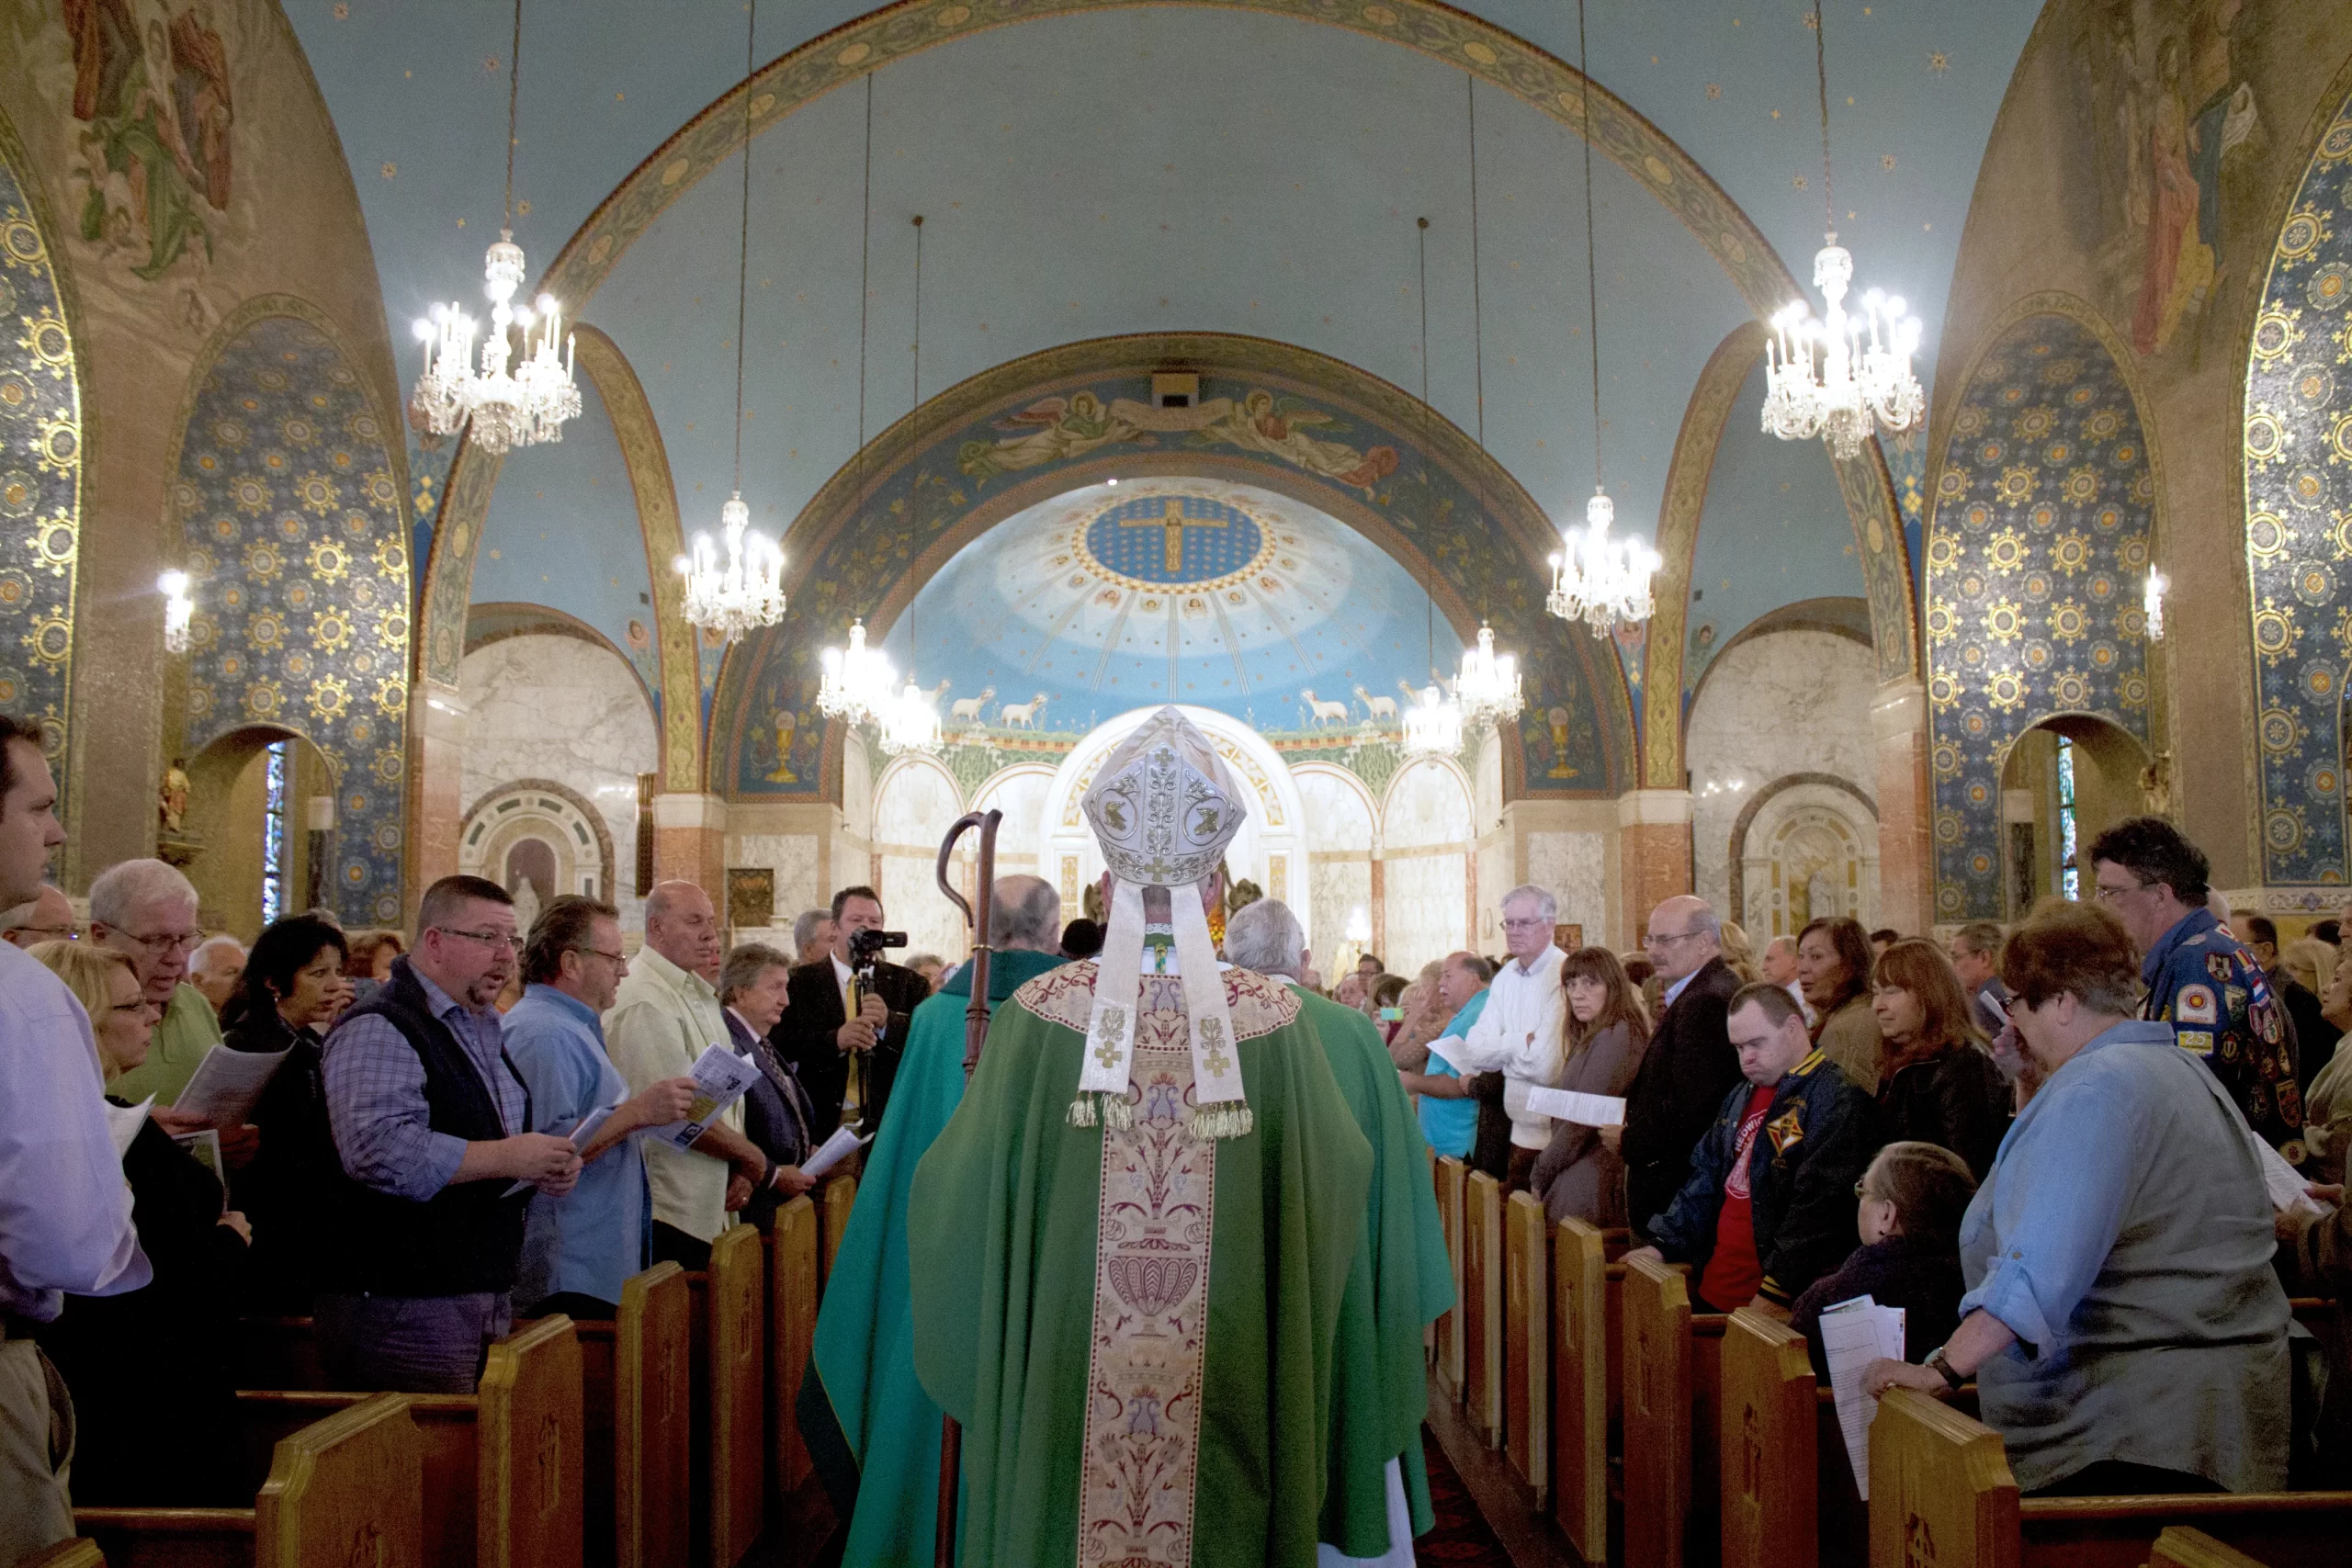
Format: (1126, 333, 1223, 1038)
(1869, 939, 2012, 1179)
(1527, 946, 1651, 1224)
(1797, 916, 1882, 1091)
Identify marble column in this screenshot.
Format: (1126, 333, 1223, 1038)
(1617, 789, 1693, 942)
(403, 679, 468, 924)
(1871, 678, 1932, 936)
(652, 791, 729, 898)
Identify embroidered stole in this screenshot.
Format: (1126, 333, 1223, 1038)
(1078, 973, 1216, 1568)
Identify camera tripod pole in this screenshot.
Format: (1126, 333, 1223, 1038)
(931, 807, 1001, 1568)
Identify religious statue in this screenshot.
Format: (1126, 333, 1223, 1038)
(2141, 751, 2175, 818)
(159, 758, 190, 833)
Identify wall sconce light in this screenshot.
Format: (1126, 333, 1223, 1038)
(158, 570, 193, 654)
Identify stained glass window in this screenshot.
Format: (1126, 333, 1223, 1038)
(2056, 736, 2080, 901)
(261, 739, 291, 924)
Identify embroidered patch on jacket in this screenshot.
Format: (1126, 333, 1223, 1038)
(2205, 953, 2233, 985)
(2175, 983, 2219, 1025)
(2176, 1029, 2214, 1055)
(1765, 1104, 1806, 1156)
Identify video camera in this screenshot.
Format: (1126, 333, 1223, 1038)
(848, 926, 908, 980)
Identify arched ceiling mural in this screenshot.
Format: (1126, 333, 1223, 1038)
(879, 476, 1464, 731)
(285, 0, 2041, 734)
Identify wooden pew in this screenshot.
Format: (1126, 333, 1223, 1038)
(1869, 1389, 2352, 1568)
(1553, 1216, 1620, 1566)
(1718, 1308, 1815, 1568)
(1621, 1255, 1728, 1568)
(1435, 1156, 1467, 1397)
(1463, 1171, 1505, 1448)
(685, 1224, 766, 1568)
(220, 1315, 582, 1568)
(616, 1265, 693, 1568)
(76, 1392, 422, 1568)
(2150, 1528, 2276, 1568)
(767, 1195, 824, 1559)
(1503, 1191, 1549, 1502)
(19, 1543, 106, 1568)
(819, 1176, 855, 1286)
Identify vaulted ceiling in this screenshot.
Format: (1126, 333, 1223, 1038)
(289, 0, 2045, 724)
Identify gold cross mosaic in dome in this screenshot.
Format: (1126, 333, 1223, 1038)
(1078, 492, 1276, 592)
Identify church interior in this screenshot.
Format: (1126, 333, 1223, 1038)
(8, 0, 2352, 1564)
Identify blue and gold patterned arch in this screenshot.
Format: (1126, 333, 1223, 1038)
(2244, 87, 2352, 885)
(169, 301, 412, 922)
(1926, 300, 2160, 921)
(710, 333, 1633, 802)
(0, 107, 85, 795)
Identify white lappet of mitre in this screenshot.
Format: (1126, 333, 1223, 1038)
(1072, 705, 1252, 1140)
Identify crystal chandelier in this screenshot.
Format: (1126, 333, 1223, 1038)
(407, 0, 578, 456)
(678, 0, 786, 647)
(676, 494, 785, 646)
(818, 620, 897, 727)
(1545, 0, 1659, 638)
(157, 570, 193, 654)
(1455, 624, 1523, 728)
(2143, 568, 2168, 643)
(1760, 5, 1923, 461)
(1401, 682, 1463, 756)
(878, 676, 944, 756)
(1549, 489, 1661, 636)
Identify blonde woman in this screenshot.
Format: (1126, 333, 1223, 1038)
(1718, 920, 1762, 985)
(27, 941, 247, 1506)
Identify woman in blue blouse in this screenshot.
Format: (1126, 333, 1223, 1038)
(1864, 898, 2289, 1495)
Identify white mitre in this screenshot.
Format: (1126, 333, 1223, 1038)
(1073, 705, 1252, 1140)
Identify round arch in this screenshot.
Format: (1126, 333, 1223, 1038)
(458, 778, 620, 912)
(1922, 299, 2162, 923)
(708, 333, 1635, 807)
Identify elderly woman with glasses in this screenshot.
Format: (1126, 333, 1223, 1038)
(1864, 898, 2290, 1497)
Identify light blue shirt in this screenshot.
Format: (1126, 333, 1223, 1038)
(503, 985, 649, 1310)
(1418, 989, 1490, 1159)
(0, 942, 148, 1319)
(1956, 1018, 2289, 1492)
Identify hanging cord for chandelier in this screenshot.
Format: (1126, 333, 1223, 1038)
(910, 215, 924, 410)
(1814, 5, 1834, 231)
(1466, 76, 1485, 447)
(502, 0, 522, 231)
(1546, 0, 1660, 637)
(730, 0, 755, 498)
(1402, 213, 1462, 757)
(856, 74, 876, 453)
(1453, 95, 1521, 725)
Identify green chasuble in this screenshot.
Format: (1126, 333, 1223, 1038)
(910, 964, 1373, 1568)
(1287, 985, 1455, 1555)
(803, 945, 1066, 1568)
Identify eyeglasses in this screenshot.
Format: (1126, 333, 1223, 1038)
(1647, 929, 1705, 946)
(434, 926, 524, 953)
(1500, 917, 1551, 931)
(2092, 878, 2152, 902)
(577, 947, 628, 965)
(11, 924, 76, 940)
(117, 929, 203, 954)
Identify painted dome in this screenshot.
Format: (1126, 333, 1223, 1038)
(883, 478, 1461, 732)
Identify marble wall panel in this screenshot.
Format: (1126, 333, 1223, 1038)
(1310, 857, 1373, 972)
(873, 757, 968, 961)
(1687, 629, 1877, 920)
(459, 633, 656, 929)
(1385, 852, 1467, 976)
(1296, 766, 1375, 852)
(1524, 829, 1606, 949)
(1385, 759, 1473, 849)
(972, 768, 1054, 869)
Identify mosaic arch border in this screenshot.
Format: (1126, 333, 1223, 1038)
(2243, 78, 2352, 886)
(0, 102, 87, 810)
(706, 332, 1635, 804)
(416, 0, 1915, 718)
(1923, 294, 2165, 922)
(163, 296, 413, 925)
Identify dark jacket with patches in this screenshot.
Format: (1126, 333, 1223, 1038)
(2141, 908, 2302, 1152)
(1645, 1050, 1882, 1307)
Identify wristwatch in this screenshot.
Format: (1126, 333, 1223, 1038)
(1923, 1346, 1966, 1390)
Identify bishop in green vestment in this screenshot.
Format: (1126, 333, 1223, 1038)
(910, 707, 1374, 1568)
(801, 877, 1069, 1568)
(1224, 898, 1453, 1563)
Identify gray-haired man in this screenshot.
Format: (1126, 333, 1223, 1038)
(1432, 884, 1567, 1190)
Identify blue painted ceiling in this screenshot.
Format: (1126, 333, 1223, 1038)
(285, 0, 2042, 695)
(877, 477, 1465, 731)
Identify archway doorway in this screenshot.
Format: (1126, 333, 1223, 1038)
(175, 726, 338, 941)
(1996, 716, 2153, 917)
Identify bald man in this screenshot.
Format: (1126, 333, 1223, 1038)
(0, 883, 75, 947)
(1618, 896, 1747, 1239)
